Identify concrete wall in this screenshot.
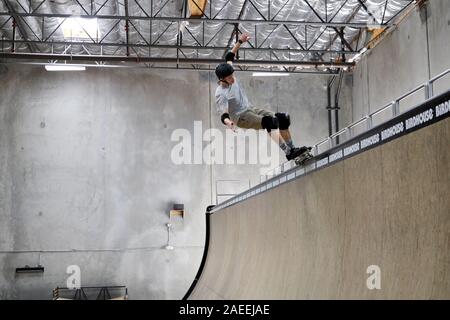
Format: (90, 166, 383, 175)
(0, 65, 330, 299)
(0, 65, 209, 299)
(344, 0, 450, 128)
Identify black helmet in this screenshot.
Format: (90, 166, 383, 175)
(215, 63, 234, 80)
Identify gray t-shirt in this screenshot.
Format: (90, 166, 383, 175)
(215, 78, 249, 123)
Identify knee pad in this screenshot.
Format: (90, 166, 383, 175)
(275, 112, 291, 130)
(261, 116, 279, 132)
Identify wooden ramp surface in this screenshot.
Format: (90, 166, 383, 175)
(190, 118, 450, 299)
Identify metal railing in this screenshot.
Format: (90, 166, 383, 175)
(53, 286, 128, 300)
(261, 68, 450, 182)
(215, 179, 251, 204)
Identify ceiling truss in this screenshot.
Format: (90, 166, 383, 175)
(0, 0, 415, 74)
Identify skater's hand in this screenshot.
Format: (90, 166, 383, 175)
(227, 122, 237, 133)
(224, 119, 237, 132)
(232, 33, 250, 56)
(239, 33, 250, 43)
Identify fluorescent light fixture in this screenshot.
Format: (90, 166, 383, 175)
(348, 54, 360, 63)
(349, 47, 368, 63)
(252, 72, 290, 77)
(45, 65, 86, 71)
(16, 265, 44, 273)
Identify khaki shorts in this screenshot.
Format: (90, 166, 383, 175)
(236, 107, 275, 130)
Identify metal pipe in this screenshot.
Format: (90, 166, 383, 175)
(430, 68, 450, 83)
(125, 0, 130, 56)
(334, 101, 340, 144)
(396, 84, 425, 101)
(347, 116, 368, 129)
(334, 71, 344, 144)
(371, 102, 394, 116)
(11, 18, 15, 53)
(426, 82, 433, 99)
(329, 127, 347, 139)
(327, 81, 333, 136)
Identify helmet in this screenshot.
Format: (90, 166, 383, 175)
(215, 63, 234, 80)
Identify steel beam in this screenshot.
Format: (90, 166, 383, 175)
(302, 0, 354, 52)
(0, 52, 355, 67)
(0, 60, 340, 75)
(0, 12, 392, 28)
(0, 39, 358, 55)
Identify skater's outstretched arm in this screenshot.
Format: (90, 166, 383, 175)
(215, 33, 249, 132)
(226, 33, 250, 65)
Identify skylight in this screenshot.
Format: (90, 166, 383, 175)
(62, 18, 99, 40)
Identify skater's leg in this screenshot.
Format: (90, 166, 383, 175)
(275, 112, 296, 149)
(237, 108, 294, 155)
(260, 115, 293, 154)
(275, 116, 311, 160)
(268, 129, 286, 147)
(280, 129, 295, 148)
(276, 113, 309, 152)
(279, 129, 291, 141)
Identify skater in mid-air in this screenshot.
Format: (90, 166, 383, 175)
(215, 33, 310, 161)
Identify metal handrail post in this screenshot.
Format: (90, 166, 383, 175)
(425, 82, 433, 99)
(392, 100, 400, 117)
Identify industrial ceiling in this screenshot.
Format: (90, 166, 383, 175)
(0, 0, 414, 74)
